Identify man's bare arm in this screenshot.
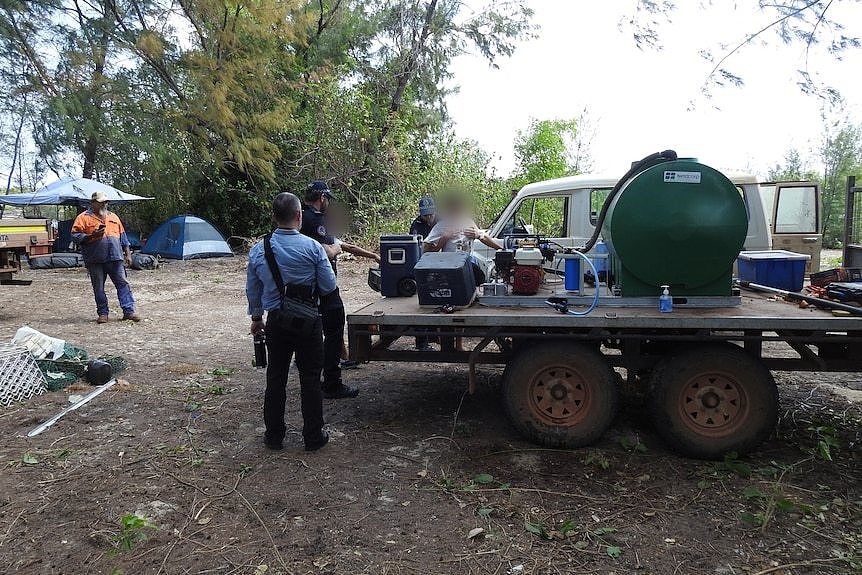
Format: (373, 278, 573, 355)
(323, 243, 342, 260)
(341, 242, 380, 263)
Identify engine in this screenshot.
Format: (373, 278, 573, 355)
(494, 243, 548, 296)
(512, 248, 543, 295)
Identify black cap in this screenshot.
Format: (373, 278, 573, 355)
(307, 180, 335, 200)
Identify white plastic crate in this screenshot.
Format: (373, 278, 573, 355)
(0, 343, 47, 406)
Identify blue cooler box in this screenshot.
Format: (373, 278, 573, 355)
(414, 251, 476, 306)
(737, 250, 810, 292)
(380, 234, 422, 297)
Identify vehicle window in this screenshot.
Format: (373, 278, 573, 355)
(759, 185, 776, 226)
(506, 196, 568, 237)
(774, 186, 817, 234)
(589, 189, 611, 226)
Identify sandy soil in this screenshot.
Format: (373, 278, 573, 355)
(0, 257, 859, 575)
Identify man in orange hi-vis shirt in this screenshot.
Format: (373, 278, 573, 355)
(71, 191, 141, 324)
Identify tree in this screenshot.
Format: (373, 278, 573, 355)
(511, 117, 591, 188)
(363, 0, 535, 143)
(0, 0, 536, 239)
(767, 149, 812, 181)
(627, 1, 862, 101)
(767, 120, 862, 248)
(819, 122, 862, 247)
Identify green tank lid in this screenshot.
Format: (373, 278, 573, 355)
(602, 159, 747, 297)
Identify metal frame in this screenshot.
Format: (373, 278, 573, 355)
(478, 294, 742, 308)
(844, 175, 862, 268)
(348, 322, 862, 387)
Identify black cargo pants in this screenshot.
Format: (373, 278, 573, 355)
(319, 288, 345, 391)
(264, 314, 324, 445)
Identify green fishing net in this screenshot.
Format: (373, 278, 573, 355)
(35, 343, 126, 391)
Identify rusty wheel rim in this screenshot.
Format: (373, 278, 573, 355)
(677, 371, 748, 437)
(528, 365, 591, 427)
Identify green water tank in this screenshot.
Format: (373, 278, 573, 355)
(601, 159, 747, 297)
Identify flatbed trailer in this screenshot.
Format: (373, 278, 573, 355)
(347, 292, 862, 459)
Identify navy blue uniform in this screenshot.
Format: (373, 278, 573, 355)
(300, 203, 345, 391)
(409, 216, 435, 240)
(301, 204, 337, 272)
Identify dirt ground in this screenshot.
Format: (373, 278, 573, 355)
(0, 257, 859, 575)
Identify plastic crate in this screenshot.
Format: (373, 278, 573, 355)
(737, 250, 810, 292)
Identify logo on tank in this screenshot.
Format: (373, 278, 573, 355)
(663, 171, 702, 184)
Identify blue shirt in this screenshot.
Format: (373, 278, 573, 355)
(245, 228, 337, 317)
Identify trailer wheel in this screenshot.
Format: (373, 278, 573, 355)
(649, 345, 778, 459)
(503, 342, 618, 448)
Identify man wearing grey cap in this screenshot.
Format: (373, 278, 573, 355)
(71, 191, 140, 323)
(410, 196, 438, 240)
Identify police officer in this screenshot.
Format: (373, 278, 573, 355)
(409, 196, 437, 239)
(301, 181, 359, 399)
(246, 192, 335, 451)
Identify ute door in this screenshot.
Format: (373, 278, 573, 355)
(770, 182, 822, 274)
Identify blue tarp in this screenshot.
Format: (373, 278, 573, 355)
(0, 178, 152, 206)
(141, 215, 233, 260)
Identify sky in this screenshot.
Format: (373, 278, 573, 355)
(446, 1, 862, 178)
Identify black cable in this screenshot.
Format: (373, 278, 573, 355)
(577, 149, 678, 253)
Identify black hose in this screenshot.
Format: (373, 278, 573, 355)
(577, 149, 678, 253)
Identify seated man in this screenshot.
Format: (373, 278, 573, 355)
(422, 192, 502, 285)
(421, 191, 501, 352)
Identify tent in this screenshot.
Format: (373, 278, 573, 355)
(0, 178, 153, 206)
(141, 215, 233, 260)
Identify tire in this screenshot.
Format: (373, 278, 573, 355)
(649, 345, 778, 459)
(502, 342, 618, 448)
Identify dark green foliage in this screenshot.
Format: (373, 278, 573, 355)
(0, 0, 534, 241)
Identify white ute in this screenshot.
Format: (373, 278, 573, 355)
(472, 174, 822, 276)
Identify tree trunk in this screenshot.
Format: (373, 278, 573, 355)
(4, 96, 27, 195)
(81, 32, 109, 180)
(378, 0, 437, 143)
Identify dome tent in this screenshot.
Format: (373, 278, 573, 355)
(142, 215, 233, 259)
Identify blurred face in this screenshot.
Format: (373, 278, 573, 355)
(422, 213, 436, 224)
(92, 200, 108, 215)
(319, 195, 331, 213)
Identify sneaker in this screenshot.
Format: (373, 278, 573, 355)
(97, 315, 109, 324)
(122, 313, 141, 322)
(304, 430, 329, 451)
(322, 383, 359, 399)
(339, 360, 361, 369)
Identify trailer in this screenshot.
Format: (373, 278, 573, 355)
(0, 218, 54, 285)
(350, 153, 861, 459)
(347, 291, 862, 459)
